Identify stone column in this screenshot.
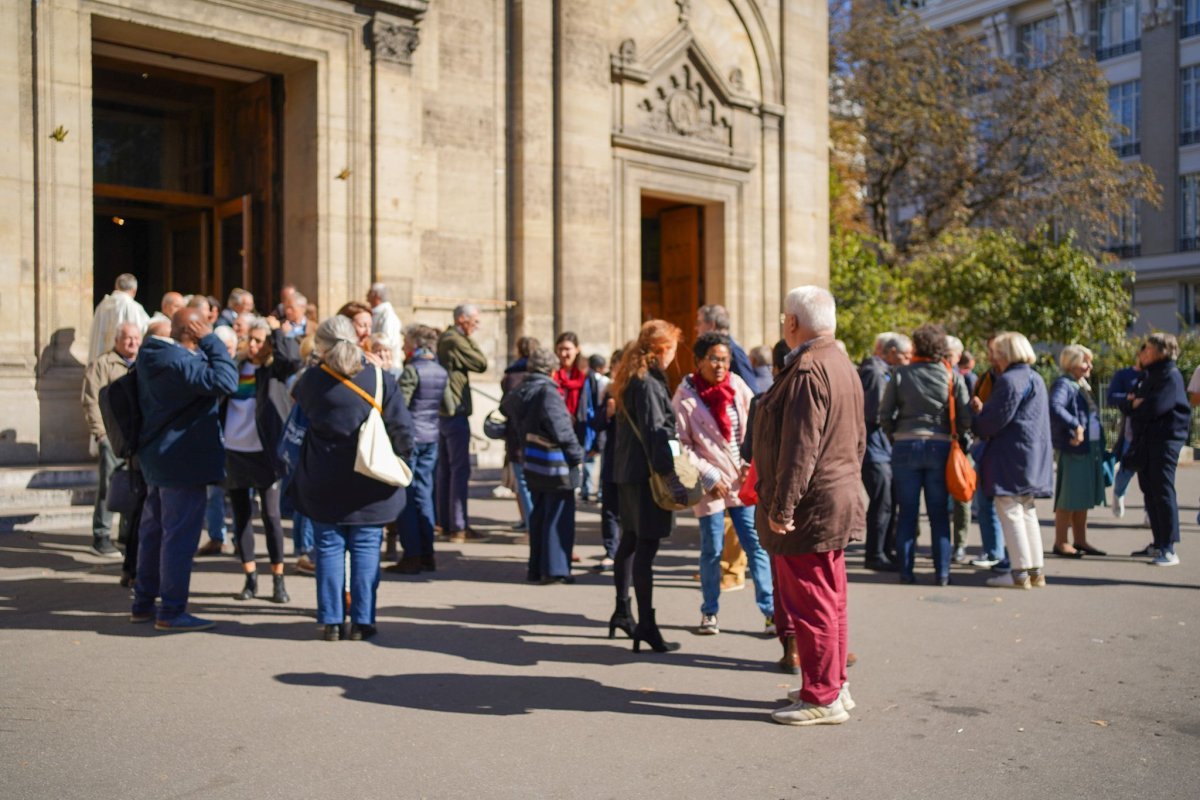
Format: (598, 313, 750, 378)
(780, 0, 829, 292)
(508, 0, 556, 347)
(1138, 7, 1178, 256)
(759, 104, 783, 346)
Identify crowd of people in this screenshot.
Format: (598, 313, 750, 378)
(80, 272, 1191, 727)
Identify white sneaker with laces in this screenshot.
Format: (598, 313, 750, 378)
(771, 698, 849, 726)
(1152, 550, 1180, 566)
(788, 682, 855, 712)
(697, 614, 719, 634)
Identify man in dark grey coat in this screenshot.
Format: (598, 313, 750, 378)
(859, 332, 911, 570)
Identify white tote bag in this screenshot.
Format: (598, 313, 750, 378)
(322, 363, 413, 487)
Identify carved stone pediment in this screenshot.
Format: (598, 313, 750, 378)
(611, 24, 759, 169)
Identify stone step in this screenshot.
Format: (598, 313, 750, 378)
(0, 506, 95, 533)
(0, 463, 97, 490)
(0, 487, 97, 509)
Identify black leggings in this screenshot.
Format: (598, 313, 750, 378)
(230, 485, 284, 566)
(613, 528, 661, 620)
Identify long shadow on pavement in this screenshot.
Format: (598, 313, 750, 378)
(274, 671, 776, 721)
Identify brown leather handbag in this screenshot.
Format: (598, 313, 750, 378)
(944, 364, 977, 503)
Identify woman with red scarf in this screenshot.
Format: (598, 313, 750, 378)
(671, 331, 773, 636)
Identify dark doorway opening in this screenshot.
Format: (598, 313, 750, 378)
(641, 195, 705, 384)
(92, 52, 281, 311)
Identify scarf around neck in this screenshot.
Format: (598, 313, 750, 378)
(692, 372, 736, 441)
(554, 367, 587, 415)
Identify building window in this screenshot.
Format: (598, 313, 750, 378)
(1185, 67, 1200, 146)
(1105, 202, 1140, 258)
(1182, 174, 1200, 251)
(1019, 17, 1058, 68)
(1096, 0, 1140, 60)
(1185, 0, 1200, 39)
(1108, 80, 1140, 156)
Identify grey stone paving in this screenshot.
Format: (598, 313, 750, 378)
(2, 468, 1198, 799)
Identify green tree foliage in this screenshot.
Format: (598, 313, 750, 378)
(830, 227, 922, 360)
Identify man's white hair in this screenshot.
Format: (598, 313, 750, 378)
(946, 335, 964, 358)
(784, 286, 836, 334)
(874, 331, 898, 349)
(369, 282, 388, 302)
(214, 326, 238, 347)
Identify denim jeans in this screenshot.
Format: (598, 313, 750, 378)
(698, 505, 773, 617)
(313, 523, 383, 625)
(511, 461, 535, 524)
(529, 489, 575, 579)
(581, 456, 600, 500)
(92, 438, 125, 543)
(205, 484, 227, 543)
(400, 441, 439, 558)
(1112, 462, 1135, 499)
(132, 485, 206, 621)
(292, 513, 314, 556)
(975, 493, 1005, 561)
(893, 439, 952, 579)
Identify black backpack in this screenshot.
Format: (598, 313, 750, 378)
(99, 369, 142, 459)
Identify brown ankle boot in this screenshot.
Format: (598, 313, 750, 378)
(778, 635, 800, 674)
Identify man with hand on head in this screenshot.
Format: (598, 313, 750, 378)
(130, 308, 237, 632)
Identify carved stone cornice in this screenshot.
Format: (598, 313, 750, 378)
(347, 0, 428, 22)
(1142, 0, 1175, 31)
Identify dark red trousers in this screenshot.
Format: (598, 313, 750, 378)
(772, 550, 848, 706)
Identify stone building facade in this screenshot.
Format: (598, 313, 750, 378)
(0, 0, 828, 464)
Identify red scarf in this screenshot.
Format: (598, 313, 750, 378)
(554, 368, 587, 415)
(692, 372, 737, 441)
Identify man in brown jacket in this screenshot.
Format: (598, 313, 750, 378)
(752, 286, 866, 726)
(81, 321, 142, 557)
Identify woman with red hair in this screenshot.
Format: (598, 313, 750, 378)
(607, 319, 684, 653)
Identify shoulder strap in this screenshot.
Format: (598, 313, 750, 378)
(320, 363, 382, 414)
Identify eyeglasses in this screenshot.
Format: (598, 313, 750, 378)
(703, 356, 731, 365)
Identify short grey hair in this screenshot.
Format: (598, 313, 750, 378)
(453, 303, 479, 321)
(749, 345, 772, 368)
(115, 274, 137, 292)
(698, 304, 731, 333)
(315, 315, 364, 377)
(946, 335, 964, 358)
(226, 288, 246, 309)
(874, 331, 898, 351)
(528, 346, 557, 375)
(289, 292, 308, 306)
(214, 326, 238, 347)
(114, 321, 142, 341)
(783, 286, 836, 334)
(887, 333, 913, 354)
(369, 282, 388, 302)
(248, 317, 272, 336)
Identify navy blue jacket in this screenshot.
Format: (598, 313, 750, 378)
(729, 338, 758, 395)
(1107, 367, 1141, 407)
(136, 334, 238, 488)
(290, 363, 415, 526)
(400, 354, 449, 445)
(1122, 359, 1190, 444)
(858, 355, 892, 463)
(1048, 375, 1101, 454)
(971, 363, 1053, 498)
(501, 372, 584, 468)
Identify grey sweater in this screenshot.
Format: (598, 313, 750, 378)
(879, 361, 972, 442)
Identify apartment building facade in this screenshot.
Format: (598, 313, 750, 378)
(920, 0, 1198, 332)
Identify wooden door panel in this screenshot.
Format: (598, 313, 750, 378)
(213, 194, 252, 301)
(659, 206, 701, 383)
(164, 211, 210, 295)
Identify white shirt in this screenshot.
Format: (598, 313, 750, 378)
(87, 292, 149, 365)
(371, 301, 402, 352)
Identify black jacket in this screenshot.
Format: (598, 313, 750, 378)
(612, 368, 677, 484)
(290, 362, 415, 526)
(1122, 358, 1190, 445)
(221, 329, 301, 479)
(501, 372, 584, 467)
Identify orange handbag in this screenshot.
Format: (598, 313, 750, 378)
(944, 364, 977, 503)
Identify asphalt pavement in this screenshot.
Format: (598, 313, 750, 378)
(2, 467, 1198, 799)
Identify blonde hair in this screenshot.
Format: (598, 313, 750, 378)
(1058, 344, 1093, 373)
(992, 332, 1036, 366)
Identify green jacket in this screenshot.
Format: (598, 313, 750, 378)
(437, 326, 488, 416)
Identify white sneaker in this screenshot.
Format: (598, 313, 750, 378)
(1152, 550, 1180, 566)
(952, 546, 970, 565)
(697, 614, 719, 634)
(788, 682, 855, 712)
(970, 557, 1000, 568)
(763, 616, 777, 636)
(1113, 495, 1125, 518)
(771, 698, 849, 726)
(986, 571, 1031, 589)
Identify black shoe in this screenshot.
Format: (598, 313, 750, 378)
(608, 598, 635, 639)
(419, 554, 437, 572)
(236, 572, 258, 601)
(1075, 543, 1107, 556)
(526, 572, 542, 583)
(1130, 543, 1156, 557)
(348, 623, 377, 641)
(865, 557, 898, 572)
(119, 571, 134, 588)
(935, 575, 951, 587)
(631, 609, 680, 653)
(323, 624, 341, 642)
(898, 574, 916, 585)
(386, 556, 422, 575)
(270, 574, 290, 604)
(90, 539, 121, 558)
(539, 576, 575, 585)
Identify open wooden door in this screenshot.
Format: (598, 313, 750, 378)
(164, 211, 210, 295)
(659, 206, 702, 385)
(214, 194, 252, 301)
